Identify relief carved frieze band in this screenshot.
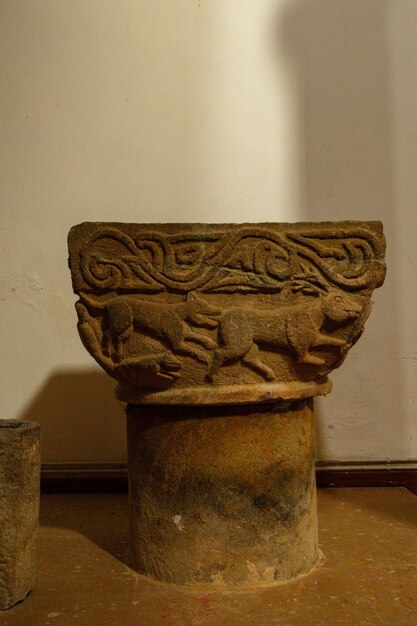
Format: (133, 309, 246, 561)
(68, 221, 386, 405)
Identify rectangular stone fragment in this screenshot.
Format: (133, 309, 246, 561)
(0, 421, 40, 610)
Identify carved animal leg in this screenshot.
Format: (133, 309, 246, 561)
(161, 315, 212, 364)
(104, 300, 134, 361)
(103, 324, 133, 362)
(206, 337, 255, 381)
(114, 335, 124, 363)
(314, 333, 346, 347)
(297, 352, 326, 366)
(172, 342, 211, 364)
(242, 344, 276, 381)
(130, 351, 181, 378)
(102, 330, 113, 357)
(206, 348, 232, 381)
(113, 325, 133, 363)
(161, 351, 182, 371)
(184, 328, 217, 350)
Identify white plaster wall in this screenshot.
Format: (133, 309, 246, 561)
(0, 0, 415, 463)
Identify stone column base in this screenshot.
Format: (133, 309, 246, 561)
(127, 399, 317, 587)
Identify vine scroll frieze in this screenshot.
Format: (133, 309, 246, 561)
(70, 222, 385, 294)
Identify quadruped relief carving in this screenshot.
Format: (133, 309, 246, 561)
(68, 222, 386, 404)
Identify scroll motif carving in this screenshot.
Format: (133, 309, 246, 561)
(70, 223, 385, 295)
(68, 221, 386, 403)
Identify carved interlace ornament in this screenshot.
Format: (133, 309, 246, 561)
(68, 222, 386, 404)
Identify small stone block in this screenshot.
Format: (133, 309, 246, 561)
(0, 421, 40, 610)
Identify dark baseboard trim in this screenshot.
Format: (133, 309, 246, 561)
(41, 463, 128, 493)
(41, 461, 417, 494)
(316, 461, 417, 493)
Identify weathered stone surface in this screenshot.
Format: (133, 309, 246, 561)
(67, 221, 385, 587)
(127, 400, 317, 586)
(0, 421, 40, 610)
(68, 221, 385, 404)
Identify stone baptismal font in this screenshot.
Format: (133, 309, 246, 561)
(68, 221, 385, 586)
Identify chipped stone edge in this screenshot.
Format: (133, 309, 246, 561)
(116, 378, 332, 406)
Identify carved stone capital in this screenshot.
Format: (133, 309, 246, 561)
(68, 221, 386, 405)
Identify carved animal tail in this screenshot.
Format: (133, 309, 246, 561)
(78, 292, 116, 311)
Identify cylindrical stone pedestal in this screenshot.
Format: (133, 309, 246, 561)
(127, 399, 317, 586)
(0, 421, 40, 610)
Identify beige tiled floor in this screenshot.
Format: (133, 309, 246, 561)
(0, 488, 416, 626)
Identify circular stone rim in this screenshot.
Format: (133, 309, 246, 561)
(116, 378, 332, 406)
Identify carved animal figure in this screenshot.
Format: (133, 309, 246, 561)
(79, 292, 221, 364)
(206, 289, 362, 381)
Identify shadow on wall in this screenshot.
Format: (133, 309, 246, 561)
(276, 1, 404, 459)
(18, 1, 405, 465)
(19, 369, 126, 464)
